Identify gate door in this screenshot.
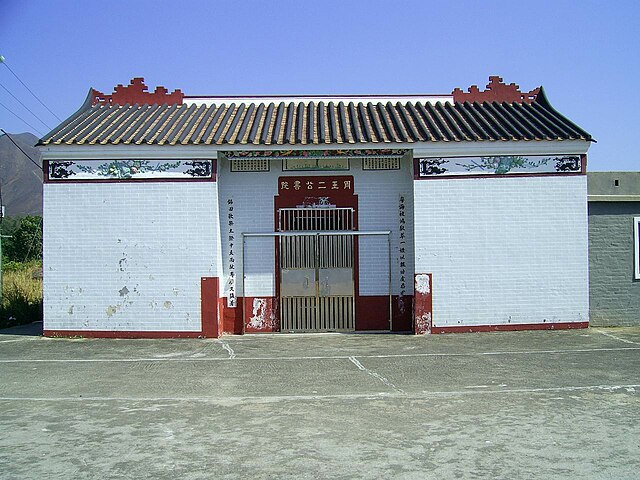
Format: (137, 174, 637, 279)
(279, 208, 355, 332)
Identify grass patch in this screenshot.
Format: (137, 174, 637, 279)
(0, 261, 43, 329)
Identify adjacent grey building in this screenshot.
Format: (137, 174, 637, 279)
(588, 172, 640, 326)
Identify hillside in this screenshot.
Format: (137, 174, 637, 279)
(0, 132, 43, 216)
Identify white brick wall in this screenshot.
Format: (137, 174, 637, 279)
(43, 182, 219, 332)
(217, 157, 415, 298)
(356, 163, 414, 295)
(414, 175, 589, 327)
(217, 159, 278, 298)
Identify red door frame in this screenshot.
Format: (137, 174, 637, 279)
(274, 175, 359, 332)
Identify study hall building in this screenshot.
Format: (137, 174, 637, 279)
(38, 76, 593, 338)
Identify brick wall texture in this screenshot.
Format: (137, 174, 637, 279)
(43, 182, 219, 332)
(413, 175, 589, 328)
(588, 202, 640, 326)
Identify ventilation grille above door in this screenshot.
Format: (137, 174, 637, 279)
(230, 158, 270, 172)
(362, 157, 401, 170)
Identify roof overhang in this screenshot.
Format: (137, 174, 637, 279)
(588, 195, 640, 202)
(39, 139, 592, 161)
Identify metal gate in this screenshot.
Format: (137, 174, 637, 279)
(279, 208, 355, 332)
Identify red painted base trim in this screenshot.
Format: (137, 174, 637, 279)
(431, 321, 589, 334)
(43, 330, 203, 339)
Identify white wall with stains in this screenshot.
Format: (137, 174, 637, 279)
(43, 182, 219, 332)
(357, 164, 414, 296)
(413, 175, 589, 327)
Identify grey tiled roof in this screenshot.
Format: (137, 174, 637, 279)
(39, 89, 591, 146)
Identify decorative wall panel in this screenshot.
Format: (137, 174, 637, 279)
(47, 159, 215, 181)
(416, 155, 582, 178)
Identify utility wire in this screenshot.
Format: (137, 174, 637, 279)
(0, 129, 44, 171)
(1, 59, 62, 122)
(0, 160, 3, 225)
(23, 216, 43, 263)
(0, 101, 45, 136)
(0, 81, 52, 130)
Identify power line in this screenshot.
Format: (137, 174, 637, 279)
(0, 57, 62, 122)
(23, 216, 43, 263)
(0, 81, 53, 130)
(0, 157, 3, 224)
(0, 100, 45, 136)
(0, 129, 44, 171)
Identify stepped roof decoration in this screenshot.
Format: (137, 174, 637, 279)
(39, 76, 591, 146)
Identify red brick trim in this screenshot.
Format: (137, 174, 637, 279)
(431, 321, 589, 334)
(43, 330, 203, 338)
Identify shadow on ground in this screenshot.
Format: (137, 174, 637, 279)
(0, 321, 42, 336)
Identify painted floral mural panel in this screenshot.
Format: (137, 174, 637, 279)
(48, 160, 214, 181)
(416, 155, 581, 177)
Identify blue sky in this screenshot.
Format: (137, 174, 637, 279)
(1, 0, 638, 171)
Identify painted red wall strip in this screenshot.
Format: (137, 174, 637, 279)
(244, 297, 279, 333)
(431, 321, 589, 334)
(414, 273, 433, 335)
(43, 330, 202, 339)
(356, 296, 390, 330)
(219, 297, 244, 334)
(201, 277, 219, 338)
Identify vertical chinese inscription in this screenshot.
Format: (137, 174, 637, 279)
(398, 195, 407, 301)
(227, 198, 237, 308)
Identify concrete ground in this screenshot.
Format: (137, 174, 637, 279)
(0, 324, 639, 479)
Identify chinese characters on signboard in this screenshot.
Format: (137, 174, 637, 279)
(398, 195, 407, 298)
(278, 176, 354, 195)
(227, 198, 237, 308)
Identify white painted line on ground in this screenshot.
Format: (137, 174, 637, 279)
(0, 338, 38, 343)
(0, 346, 638, 363)
(348, 356, 404, 393)
(0, 384, 638, 404)
(593, 329, 638, 345)
(217, 339, 236, 359)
